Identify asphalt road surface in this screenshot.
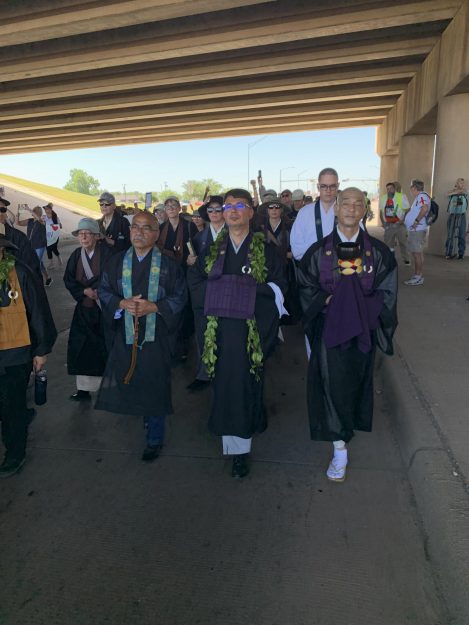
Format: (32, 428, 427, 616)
(0, 205, 449, 625)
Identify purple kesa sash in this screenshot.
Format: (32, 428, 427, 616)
(204, 233, 257, 319)
(319, 231, 384, 353)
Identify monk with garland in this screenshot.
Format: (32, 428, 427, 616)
(187, 189, 287, 479)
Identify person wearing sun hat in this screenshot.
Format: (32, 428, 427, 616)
(63, 217, 114, 402)
(0, 224, 57, 478)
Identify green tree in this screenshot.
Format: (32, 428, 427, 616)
(182, 178, 223, 201)
(64, 169, 101, 196)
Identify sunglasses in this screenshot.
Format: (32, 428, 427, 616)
(268, 204, 282, 210)
(280, 193, 290, 198)
(207, 207, 223, 213)
(0, 207, 7, 213)
(223, 202, 249, 211)
(99, 202, 112, 207)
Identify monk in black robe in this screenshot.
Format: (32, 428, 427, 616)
(187, 189, 287, 479)
(95, 212, 187, 461)
(157, 196, 198, 362)
(63, 218, 114, 401)
(298, 187, 397, 482)
(0, 228, 57, 477)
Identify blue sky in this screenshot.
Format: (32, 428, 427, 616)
(0, 126, 380, 195)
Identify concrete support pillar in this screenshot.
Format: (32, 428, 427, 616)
(379, 154, 399, 195)
(429, 94, 469, 254)
(397, 135, 434, 193)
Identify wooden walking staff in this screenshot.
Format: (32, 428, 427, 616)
(123, 313, 139, 385)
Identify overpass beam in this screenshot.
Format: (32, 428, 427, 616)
(429, 93, 469, 254)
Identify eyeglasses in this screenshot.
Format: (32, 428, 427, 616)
(223, 202, 249, 211)
(318, 184, 338, 191)
(207, 207, 223, 213)
(165, 203, 179, 209)
(99, 202, 112, 207)
(130, 224, 158, 233)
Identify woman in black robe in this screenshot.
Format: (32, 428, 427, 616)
(63, 218, 114, 401)
(257, 200, 301, 324)
(157, 196, 198, 361)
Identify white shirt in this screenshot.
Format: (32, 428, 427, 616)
(291, 200, 336, 260)
(404, 192, 429, 232)
(209, 224, 224, 240)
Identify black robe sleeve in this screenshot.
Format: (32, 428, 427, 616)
(63, 248, 85, 303)
(297, 241, 330, 340)
(18, 260, 57, 357)
(369, 238, 398, 355)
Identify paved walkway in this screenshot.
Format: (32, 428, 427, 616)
(0, 215, 453, 624)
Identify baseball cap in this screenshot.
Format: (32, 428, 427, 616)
(98, 192, 115, 204)
(292, 189, 305, 201)
(261, 189, 277, 201)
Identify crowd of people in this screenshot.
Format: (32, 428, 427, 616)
(0, 171, 465, 481)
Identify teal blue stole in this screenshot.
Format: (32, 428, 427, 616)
(122, 246, 162, 346)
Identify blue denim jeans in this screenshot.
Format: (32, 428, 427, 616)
(143, 416, 166, 446)
(445, 213, 466, 257)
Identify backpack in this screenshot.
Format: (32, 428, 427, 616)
(425, 195, 439, 225)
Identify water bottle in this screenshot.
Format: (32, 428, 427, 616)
(35, 369, 47, 406)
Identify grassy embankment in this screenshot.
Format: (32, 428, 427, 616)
(0, 173, 100, 213)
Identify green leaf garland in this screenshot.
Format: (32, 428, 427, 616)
(202, 231, 267, 381)
(0, 252, 15, 303)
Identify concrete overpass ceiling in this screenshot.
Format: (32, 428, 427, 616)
(0, 0, 463, 153)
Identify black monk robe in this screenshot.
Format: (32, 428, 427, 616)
(95, 247, 187, 417)
(298, 229, 397, 442)
(187, 236, 287, 438)
(63, 242, 114, 377)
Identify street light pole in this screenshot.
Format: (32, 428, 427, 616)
(297, 169, 308, 186)
(279, 166, 295, 192)
(247, 135, 267, 187)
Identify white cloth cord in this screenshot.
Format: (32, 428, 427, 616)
(222, 435, 252, 455)
(267, 282, 288, 318)
(305, 334, 311, 360)
(76, 375, 102, 392)
(333, 440, 346, 450)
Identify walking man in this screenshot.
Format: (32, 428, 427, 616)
(404, 179, 430, 286)
(0, 225, 57, 477)
(95, 212, 187, 461)
(379, 182, 410, 264)
(187, 189, 287, 479)
(298, 188, 397, 482)
(291, 168, 339, 260)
